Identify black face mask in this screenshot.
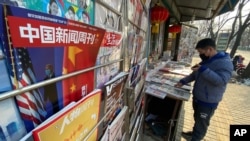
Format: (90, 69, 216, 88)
(199, 54, 209, 61)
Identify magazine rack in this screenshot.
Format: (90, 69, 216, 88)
(0, 0, 151, 141)
(125, 70, 146, 141)
(121, 0, 150, 140)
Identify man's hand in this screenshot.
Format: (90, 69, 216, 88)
(175, 82, 183, 88)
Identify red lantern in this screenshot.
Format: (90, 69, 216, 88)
(169, 24, 182, 38)
(150, 4, 169, 33)
(151, 4, 169, 23)
(169, 25, 182, 33)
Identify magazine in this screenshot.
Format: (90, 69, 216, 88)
(1, 0, 95, 25)
(3, 5, 105, 132)
(32, 89, 102, 141)
(95, 3, 120, 30)
(100, 106, 127, 141)
(108, 106, 127, 141)
(145, 86, 167, 99)
(103, 72, 128, 129)
(0, 5, 27, 141)
(0, 98, 27, 141)
(149, 84, 190, 101)
(96, 30, 123, 89)
(128, 58, 147, 87)
(100, 0, 123, 12)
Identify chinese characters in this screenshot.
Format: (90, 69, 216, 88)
(19, 23, 96, 45)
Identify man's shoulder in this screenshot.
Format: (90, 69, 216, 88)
(209, 57, 233, 70)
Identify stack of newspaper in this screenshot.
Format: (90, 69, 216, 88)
(145, 61, 192, 101)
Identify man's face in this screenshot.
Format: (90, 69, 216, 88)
(196, 47, 212, 57)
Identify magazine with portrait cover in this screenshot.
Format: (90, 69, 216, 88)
(2, 5, 105, 132)
(0, 0, 95, 25)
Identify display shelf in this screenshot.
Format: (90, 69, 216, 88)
(136, 111, 145, 141)
(129, 92, 144, 133)
(126, 81, 144, 120)
(129, 108, 144, 141)
(124, 0, 149, 140)
(143, 60, 193, 141)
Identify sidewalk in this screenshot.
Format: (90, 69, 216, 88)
(175, 57, 250, 141)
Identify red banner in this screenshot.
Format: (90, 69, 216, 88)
(7, 16, 105, 48)
(101, 31, 123, 47)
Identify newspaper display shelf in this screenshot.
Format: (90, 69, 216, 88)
(143, 60, 192, 140)
(0, 0, 151, 141)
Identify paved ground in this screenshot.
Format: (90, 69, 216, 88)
(175, 56, 250, 141)
(175, 82, 250, 141)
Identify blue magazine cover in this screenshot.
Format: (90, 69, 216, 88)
(0, 4, 27, 141)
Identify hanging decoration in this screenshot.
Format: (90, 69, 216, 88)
(168, 24, 182, 38)
(150, 3, 169, 33)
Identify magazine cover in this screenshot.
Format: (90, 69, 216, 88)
(3, 5, 105, 132)
(0, 38, 11, 94)
(62, 0, 94, 24)
(103, 72, 128, 129)
(95, 2, 120, 30)
(127, 0, 135, 22)
(0, 4, 27, 141)
(125, 31, 136, 70)
(0, 0, 26, 8)
(100, 106, 127, 141)
(128, 34, 144, 67)
(140, 11, 149, 33)
(127, 0, 143, 25)
(32, 89, 102, 141)
(0, 0, 95, 25)
(0, 98, 27, 141)
(100, 0, 122, 12)
(96, 30, 123, 89)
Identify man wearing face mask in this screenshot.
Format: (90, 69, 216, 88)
(175, 38, 233, 141)
(44, 64, 59, 116)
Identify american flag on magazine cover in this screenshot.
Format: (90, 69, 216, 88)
(8, 48, 47, 132)
(0, 5, 46, 132)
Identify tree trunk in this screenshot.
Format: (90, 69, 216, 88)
(242, 62, 250, 78)
(230, 30, 244, 58)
